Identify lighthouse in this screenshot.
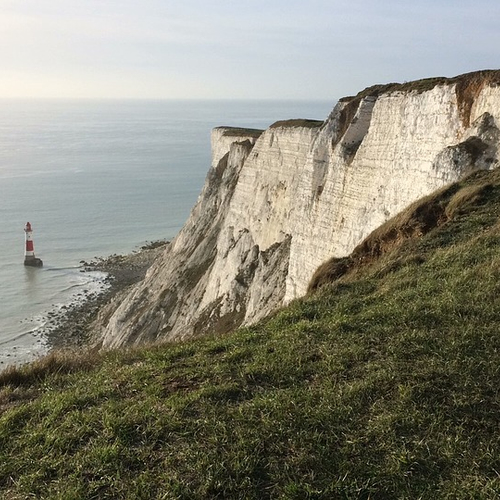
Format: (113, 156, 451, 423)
(24, 222, 43, 267)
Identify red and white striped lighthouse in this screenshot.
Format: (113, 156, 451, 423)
(24, 222, 43, 267)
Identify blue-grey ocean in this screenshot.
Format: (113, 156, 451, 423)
(0, 99, 333, 367)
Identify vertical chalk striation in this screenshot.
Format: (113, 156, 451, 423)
(97, 70, 500, 348)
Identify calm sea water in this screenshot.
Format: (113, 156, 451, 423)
(0, 99, 333, 367)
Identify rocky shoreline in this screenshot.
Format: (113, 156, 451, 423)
(41, 241, 168, 351)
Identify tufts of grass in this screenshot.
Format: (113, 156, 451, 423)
(1, 167, 500, 498)
(309, 168, 500, 293)
(0, 349, 101, 387)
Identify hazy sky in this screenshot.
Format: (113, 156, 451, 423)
(1, 0, 499, 100)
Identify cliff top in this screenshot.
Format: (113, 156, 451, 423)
(214, 126, 264, 138)
(340, 69, 500, 102)
(269, 118, 324, 129)
(336, 69, 500, 130)
(1, 167, 500, 498)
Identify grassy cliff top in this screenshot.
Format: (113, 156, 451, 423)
(269, 118, 324, 129)
(215, 126, 264, 139)
(335, 70, 500, 140)
(1, 168, 500, 498)
(339, 69, 500, 102)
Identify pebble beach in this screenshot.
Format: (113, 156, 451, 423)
(40, 241, 168, 352)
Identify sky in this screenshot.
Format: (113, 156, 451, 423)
(0, 0, 499, 100)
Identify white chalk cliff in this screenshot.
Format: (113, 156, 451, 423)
(97, 71, 500, 348)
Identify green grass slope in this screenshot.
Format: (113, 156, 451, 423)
(1, 168, 500, 499)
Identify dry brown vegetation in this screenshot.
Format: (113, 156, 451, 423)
(2, 165, 500, 498)
(0, 349, 94, 386)
(308, 168, 498, 293)
(340, 69, 500, 104)
(336, 70, 500, 144)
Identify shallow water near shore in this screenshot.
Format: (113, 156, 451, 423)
(0, 99, 333, 367)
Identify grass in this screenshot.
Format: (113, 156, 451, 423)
(269, 119, 324, 129)
(1, 168, 500, 498)
(339, 69, 500, 103)
(338, 69, 500, 130)
(216, 127, 264, 139)
(308, 169, 496, 292)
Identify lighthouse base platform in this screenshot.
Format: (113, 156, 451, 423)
(24, 257, 43, 267)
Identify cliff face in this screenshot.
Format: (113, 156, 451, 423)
(98, 71, 500, 348)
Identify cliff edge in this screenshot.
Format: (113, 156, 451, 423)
(96, 70, 500, 348)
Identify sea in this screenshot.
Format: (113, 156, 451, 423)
(0, 99, 334, 368)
